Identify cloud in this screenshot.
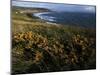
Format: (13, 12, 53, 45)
(84, 6, 95, 12)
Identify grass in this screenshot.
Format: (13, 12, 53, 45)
(12, 6, 96, 74)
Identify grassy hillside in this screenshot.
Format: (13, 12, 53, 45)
(12, 6, 96, 74)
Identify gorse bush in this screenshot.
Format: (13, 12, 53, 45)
(12, 30, 96, 74)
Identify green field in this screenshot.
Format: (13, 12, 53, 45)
(12, 6, 96, 74)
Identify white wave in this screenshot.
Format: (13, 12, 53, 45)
(34, 12, 56, 22)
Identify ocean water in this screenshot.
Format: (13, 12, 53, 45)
(12, 0, 96, 28)
(34, 12, 96, 28)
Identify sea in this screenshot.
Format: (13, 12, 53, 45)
(12, 0, 96, 28)
(33, 11, 96, 28)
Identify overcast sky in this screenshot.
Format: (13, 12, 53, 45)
(12, 0, 96, 13)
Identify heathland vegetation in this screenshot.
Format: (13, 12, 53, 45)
(12, 6, 96, 74)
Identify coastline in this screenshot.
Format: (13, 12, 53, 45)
(12, 4, 96, 74)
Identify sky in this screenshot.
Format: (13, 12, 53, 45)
(12, 0, 96, 13)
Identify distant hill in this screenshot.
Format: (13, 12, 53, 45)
(12, 6, 51, 13)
